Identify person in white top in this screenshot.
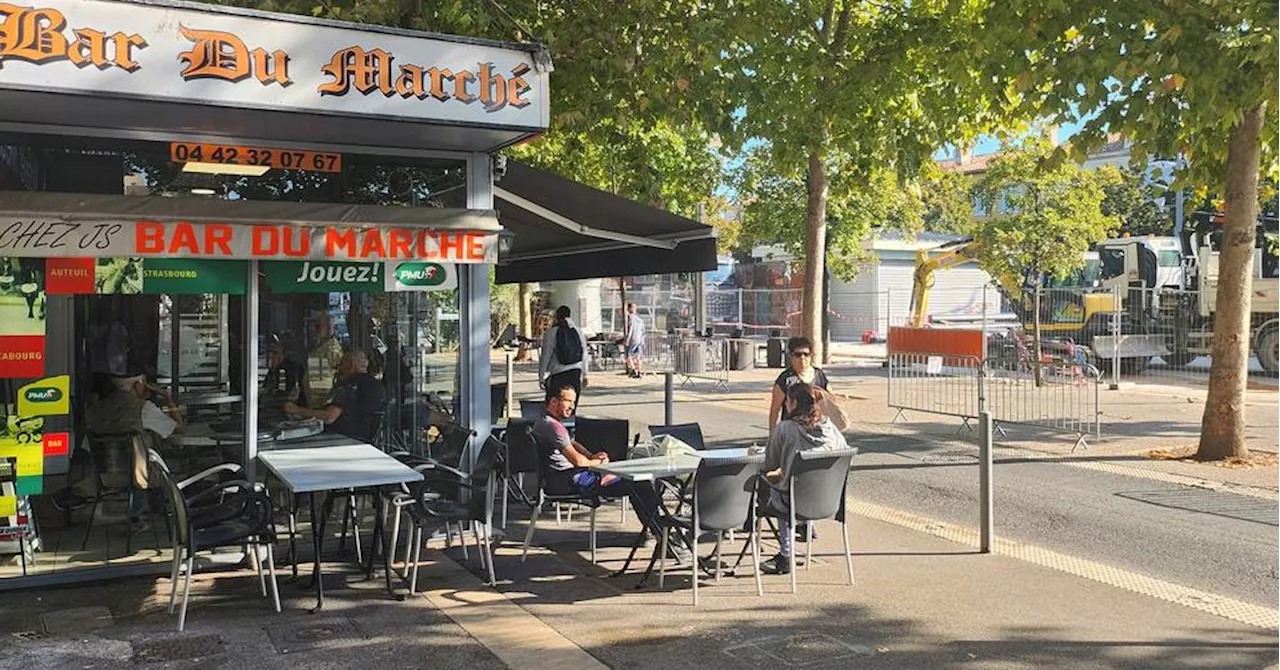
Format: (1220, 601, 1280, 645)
(623, 302, 645, 378)
(539, 305, 590, 398)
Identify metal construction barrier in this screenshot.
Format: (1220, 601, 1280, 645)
(888, 326, 1101, 449)
(675, 336, 730, 391)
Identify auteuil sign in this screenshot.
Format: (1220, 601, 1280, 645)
(0, 0, 549, 129)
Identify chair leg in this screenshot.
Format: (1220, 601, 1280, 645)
(842, 518, 855, 586)
(589, 508, 597, 565)
(789, 505, 798, 594)
(402, 517, 415, 577)
(521, 502, 542, 562)
(752, 516, 763, 597)
(389, 505, 402, 575)
(80, 493, 102, 551)
(409, 527, 423, 595)
(125, 490, 134, 556)
(350, 497, 364, 565)
(459, 523, 470, 561)
(619, 497, 628, 523)
(471, 525, 484, 568)
(264, 544, 282, 613)
(167, 546, 183, 614)
(658, 528, 667, 589)
(249, 543, 266, 596)
(714, 536, 723, 584)
(805, 522, 812, 572)
(339, 495, 350, 551)
(554, 503, 562, 525)
(482, 531, 497, 586)
(177, 555, 195, 632)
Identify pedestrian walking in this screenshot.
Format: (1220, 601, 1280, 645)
(539, 305, 590, 398)
(623, 302, 645, 378)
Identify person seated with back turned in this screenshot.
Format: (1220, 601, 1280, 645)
(531, 383, 686, 559)
(759, 381, 848, 575)
(285, 350, 386, 442)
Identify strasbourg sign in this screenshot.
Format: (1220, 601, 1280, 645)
(0, 0, 548, 129)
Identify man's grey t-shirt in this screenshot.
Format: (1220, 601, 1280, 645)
(625, 313, 645, 346)
(532, 414, 574, 472)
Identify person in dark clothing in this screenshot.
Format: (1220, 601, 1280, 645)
(263, 337, 306, 406)
(768, 335, 831, 429)
(284, 350, 386, 441)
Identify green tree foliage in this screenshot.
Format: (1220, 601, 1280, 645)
(1096, 166, 1174, 237)
(975, 0, 1278, 459)
(970, 141, 1119, 385)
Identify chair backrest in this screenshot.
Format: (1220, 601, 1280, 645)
(573, 418, 629, 463)
(433, 423, 472, 469)
(471, 434, 503, 483)
(503, 420, 540, 475)
(88, 433, 140, 486)
(648, 423, 705, 450)
(490, 383, 509, 423)
(789, 448, 858, 522)
(150, 452, 190, 549)
(693, 457, 758, 532)
(518, 399, 546, 422)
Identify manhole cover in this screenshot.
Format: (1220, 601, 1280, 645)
(133, 634, 225, 663)
(725, 633, 876, 667)
(265, 617, 365, 654)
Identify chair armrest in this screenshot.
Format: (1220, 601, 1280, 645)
(186, 479, 262, 507)
(177, 463, 243, 490)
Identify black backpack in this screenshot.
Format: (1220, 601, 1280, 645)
(554, 324, 584, 364)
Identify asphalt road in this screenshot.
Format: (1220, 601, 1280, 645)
(545, 367, 1280, 610)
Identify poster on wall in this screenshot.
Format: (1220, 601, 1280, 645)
(264, 260, 457, 293)
(0, 257, 47, 378)
(44, 257, 247, 295)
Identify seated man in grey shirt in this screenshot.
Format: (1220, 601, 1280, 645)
(531, 383, 664, 536)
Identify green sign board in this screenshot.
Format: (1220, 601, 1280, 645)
(264, 261, 384, 293)
(142, 259, 247, 295)
(388, 261, 456, 290)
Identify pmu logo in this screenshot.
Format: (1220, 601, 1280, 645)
(394, 262, 448, 287)
(0, 3, 146, 70)
(23, 386, 62, 403)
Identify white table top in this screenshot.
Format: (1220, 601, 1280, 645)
(258, 442, 424, 493)
(590, 447, 765, 482)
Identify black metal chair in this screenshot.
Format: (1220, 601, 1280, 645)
(404, 434, 504, 589)
(150, 452, 279, 631)
(490, 383, 509, 424)
(660, 454, 764, 605)
(520, 425, 603, 565)
(80, 433, 160, 555)
(518, 399, 546, 422)
(574, 418, 631, 521)
(756, 447, 858, 593)
(649, 423, 706, 451)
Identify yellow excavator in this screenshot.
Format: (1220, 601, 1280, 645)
(908, 238, 1166, 371)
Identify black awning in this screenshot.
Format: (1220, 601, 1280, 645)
(493, 160, 717, 284)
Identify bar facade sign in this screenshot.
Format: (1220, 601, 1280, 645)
(0, 0, 549, 129)
(0, 218, 496, 263)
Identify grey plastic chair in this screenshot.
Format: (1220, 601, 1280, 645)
(758, 447, 858, 593)
(660, 455, 763, 605)
(648, 423, 705, 450)
(519, 399, 546, 422)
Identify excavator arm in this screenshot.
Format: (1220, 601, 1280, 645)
(909, 238, 1027, 327)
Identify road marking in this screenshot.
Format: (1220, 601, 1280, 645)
(849, 498, 1280, 631)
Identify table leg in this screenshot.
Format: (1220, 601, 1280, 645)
(308, 492, 328, 612)
(288, 494, 299, 581)
(380, 498, 404, 600)
(609, 527, 649, 578)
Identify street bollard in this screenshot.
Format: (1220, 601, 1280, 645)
(664, 371, 674, 425)
(979, 410, 993, 553)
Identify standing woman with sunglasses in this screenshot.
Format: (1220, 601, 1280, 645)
(768, 335, 831, 430)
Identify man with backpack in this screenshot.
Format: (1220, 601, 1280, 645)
(538, 305, 590, 398)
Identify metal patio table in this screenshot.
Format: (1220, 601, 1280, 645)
(257, 440, 423, 610)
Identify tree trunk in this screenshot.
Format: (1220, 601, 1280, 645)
(802, 149, 828, 363)
(1197, 104, 1264, 461)
(515, 282, 534, 362)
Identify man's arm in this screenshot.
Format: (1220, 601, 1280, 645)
(538, 329, 554, 382)
(560, 441, 604, 467)
(285, 401, 343, 425)
(578, 328, 590, 383)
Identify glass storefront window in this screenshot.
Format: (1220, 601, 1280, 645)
(0, 133, 469, 584)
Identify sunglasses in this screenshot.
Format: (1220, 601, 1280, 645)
(792, 351, 812, 358)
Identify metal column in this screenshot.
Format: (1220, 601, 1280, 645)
(242, 260, 260, 479)
(460, 153, 493, 468)
(978, 410, 993, 553)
